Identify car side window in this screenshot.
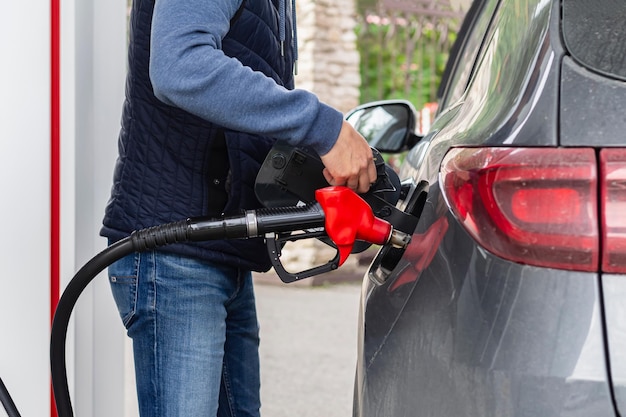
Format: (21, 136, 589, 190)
(438, 0, 500, 111)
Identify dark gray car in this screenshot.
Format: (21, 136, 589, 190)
(348, 0, 626, 415)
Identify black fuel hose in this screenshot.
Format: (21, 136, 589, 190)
(51, 204, 325, 417)
(0, 376, 21, 417)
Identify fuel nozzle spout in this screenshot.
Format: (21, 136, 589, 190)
(389, 228, 412, 248)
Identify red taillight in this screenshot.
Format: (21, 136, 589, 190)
(601, 149, 626, 273)
(441, 147, 599, 271)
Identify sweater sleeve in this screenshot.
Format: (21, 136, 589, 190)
(149, 0, 342, 155)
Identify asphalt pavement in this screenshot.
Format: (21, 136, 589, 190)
(255, 275, 363, 417)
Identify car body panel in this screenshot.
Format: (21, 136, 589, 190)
(601, 276, 626, 416)
(353, 0, 624, 415)
(560, 57, 626, 147)
(433, 0, 557, 149)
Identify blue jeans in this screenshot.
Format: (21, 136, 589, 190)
(108, 250, 261, 417)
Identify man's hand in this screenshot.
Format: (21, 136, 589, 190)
(320, 121, 378, 194)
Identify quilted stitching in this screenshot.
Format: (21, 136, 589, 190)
(102, 0, 294, 272)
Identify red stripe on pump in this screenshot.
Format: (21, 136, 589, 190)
(50, 0, 61, 415)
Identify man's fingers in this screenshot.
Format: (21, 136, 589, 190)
(347, 175, 359, 191)
(322, 154, 378, 193)
(358, 159, 377, 193)
(367, 155, 377, 183)
(322, 168, 334, 185)
(319, 121, 380, 192)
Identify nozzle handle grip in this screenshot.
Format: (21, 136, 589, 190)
(316, 186, 392, 266)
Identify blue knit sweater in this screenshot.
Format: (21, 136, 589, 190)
(150, 0, 342, 155)
(101, 0, 343, 271)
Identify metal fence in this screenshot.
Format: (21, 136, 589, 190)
(357, 0, 468, 108)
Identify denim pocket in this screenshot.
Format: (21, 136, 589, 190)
(108, 252, 139, 328)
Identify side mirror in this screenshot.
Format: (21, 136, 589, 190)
(345, 100, 421, 153)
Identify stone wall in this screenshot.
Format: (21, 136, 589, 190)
(294, 0, 361, 114)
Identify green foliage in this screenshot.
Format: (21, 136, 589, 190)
(356, 8, 459, 108)
(356, 0, 378, 15)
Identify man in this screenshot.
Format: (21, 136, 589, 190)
(101, 0, 376, 415)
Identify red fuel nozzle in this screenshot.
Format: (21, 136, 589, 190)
(315, 186, 392, 266)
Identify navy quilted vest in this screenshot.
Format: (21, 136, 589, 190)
(101, 0, 295, 271)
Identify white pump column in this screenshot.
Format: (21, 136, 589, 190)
(0, 0, 133, 416)
(0, 2, 53, 414)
